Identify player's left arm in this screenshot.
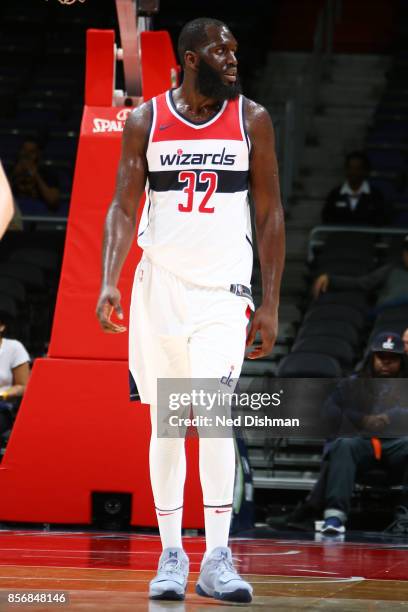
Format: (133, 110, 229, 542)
(244, 98, 285, 359)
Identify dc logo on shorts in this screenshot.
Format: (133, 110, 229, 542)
(220, 365, 235, 387)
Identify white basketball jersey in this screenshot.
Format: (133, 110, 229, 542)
(138, 90, 253, 288)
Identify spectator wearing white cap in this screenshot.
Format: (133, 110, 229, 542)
(321, 332, 408, 536)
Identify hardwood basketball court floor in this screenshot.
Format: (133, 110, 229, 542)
(0, 530, 407, 610)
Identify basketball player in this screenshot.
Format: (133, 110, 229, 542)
(96, 18, 285, 603)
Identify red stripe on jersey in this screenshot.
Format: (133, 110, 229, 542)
(152, 91, 244, 142)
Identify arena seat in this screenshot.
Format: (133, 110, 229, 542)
(304, 304, 366, 330)
(315, 247, 375, 265)
(367, 147, 406, 171)
(277, 352, 342, 378)
(375, 305, 408, 325)
(0, 262, 45, 289)
(277, 322, 297, 343)
(0, 294, 17, 320)
(370, 174, 401, 202)
(44, 132, 79, 161)
(241, 359, 277, 377)
(9, 248, 59, 271)
(0, 277, 26, 304)
(367, 121, 408, 144)
(314, 258, 374, 277)
(292, 336, 355, 370)
(297, 319, 360, 348)
(314, 291, 369, 313)
(279, 303, 302, 324)
(322, 232, 376, 253)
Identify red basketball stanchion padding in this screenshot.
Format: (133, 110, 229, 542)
(140, 30, 179, 101)
(85, 29, 115, 107)
(0, 29, 203, 529)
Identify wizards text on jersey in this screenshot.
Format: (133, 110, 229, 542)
(160, 147, 237, 167)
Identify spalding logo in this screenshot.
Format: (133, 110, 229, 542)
(92, 108, 132, 134)
(116, 108, 132, 121)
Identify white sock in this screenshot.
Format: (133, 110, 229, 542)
(155, 506, 183, 549)
(199, 437, 236, 555)
(204, 504, 232, 555)
(149, 405, 186, 552)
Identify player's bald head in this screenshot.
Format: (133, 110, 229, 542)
(177, 17, 228, 67)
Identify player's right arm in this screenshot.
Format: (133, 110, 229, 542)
(96, 102, 151, 333)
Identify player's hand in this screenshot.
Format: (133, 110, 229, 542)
(96, 285, 127, 334)
(246, 305, 278, 359)
(313, 273, 329, 299)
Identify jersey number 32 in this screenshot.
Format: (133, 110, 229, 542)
(178, 171, 218, 214)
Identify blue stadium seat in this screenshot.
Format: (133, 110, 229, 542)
(0, 131, 25, 159)
(277, 352, 342, 378)
(370, 175, 401, 202)
(367, 148, 407, 172)
(367, 122, 408, 145)
(44, 132, 79, 161)
(16, 103, 63, 127)
(0, 277, 26, 304)
(315, 291, 369, 314)
(16, 198, 57, 217)
(304, 304, 366, 330)
(0, 294, 17, 320)
(297, 320, 360, 348)
(292, 336, 355, 369)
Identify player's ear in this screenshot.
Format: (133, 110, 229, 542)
(184, 50, 199, 71)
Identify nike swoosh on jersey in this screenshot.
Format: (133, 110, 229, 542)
(215, 509, 231, 514)
(159, 123, 174, 130)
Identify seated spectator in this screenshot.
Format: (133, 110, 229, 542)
(321, 151, 387, 226)
(0, 314, 30, 437)
(313, 235, 408, 313)
(320, 332, 408, 536)
(10, 140, 60, 213)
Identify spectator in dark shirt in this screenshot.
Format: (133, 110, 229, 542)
(320, 332, 408, 536)
(313, 235, 408, 312)
(321, 151, 387, 226)
(11, 141, 60, 213)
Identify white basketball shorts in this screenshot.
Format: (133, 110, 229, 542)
(128, 256, 252, 405)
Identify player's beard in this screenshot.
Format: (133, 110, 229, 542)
(196, 58, 242, 101)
